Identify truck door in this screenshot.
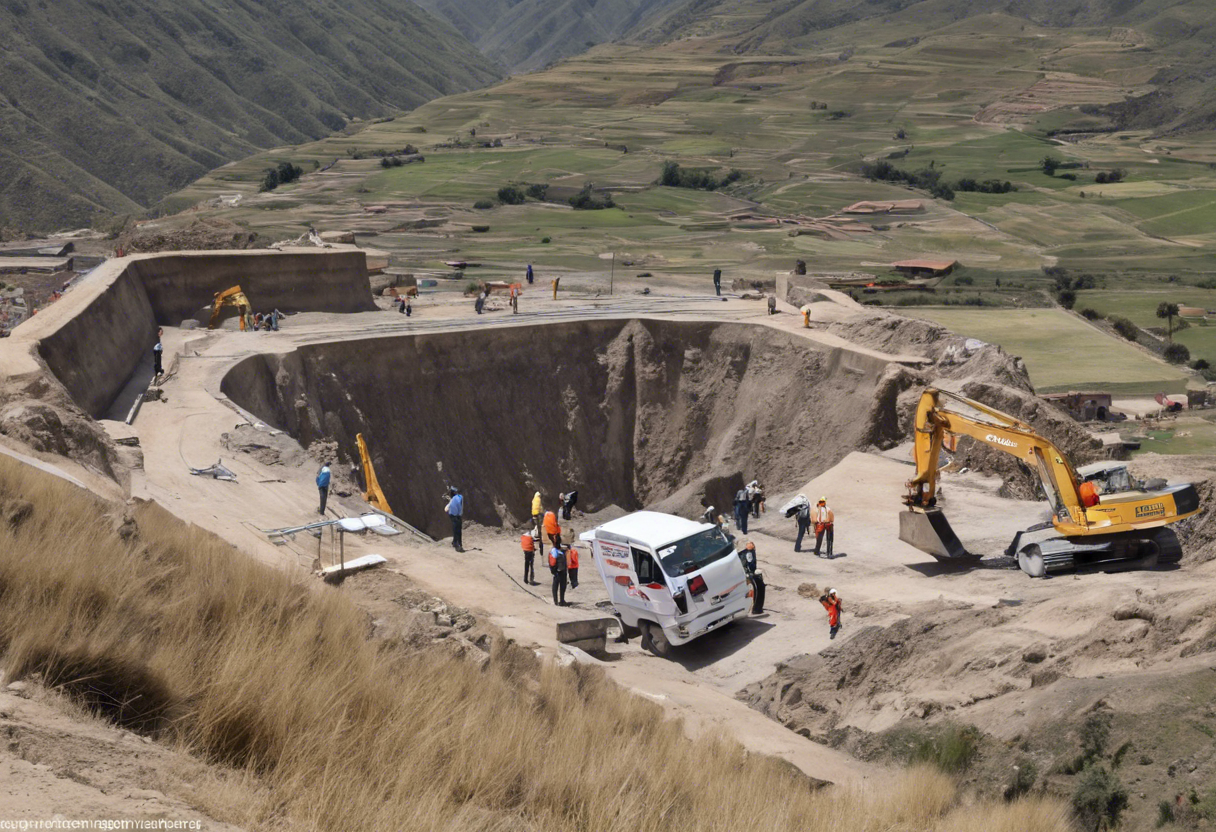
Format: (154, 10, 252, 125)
(594, 540, 636, 612)
(631, 547, 679, 618)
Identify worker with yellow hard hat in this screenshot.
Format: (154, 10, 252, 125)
(812, 496, 834, 559)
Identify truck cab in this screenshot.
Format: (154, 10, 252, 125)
(580, 511, 752, 657)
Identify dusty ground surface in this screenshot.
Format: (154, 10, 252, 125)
(3, 270, 1215, 827)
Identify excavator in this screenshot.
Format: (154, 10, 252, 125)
(208, 285, 253, 330)
(355, 433, 392, 515)
(899, 388, 1201, 577)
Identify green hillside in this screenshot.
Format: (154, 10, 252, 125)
(0, 0, 501, 235)
(642, 0, 1216, 134)
(414, 0, 684, 72)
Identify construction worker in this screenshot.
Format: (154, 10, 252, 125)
(475, 291, 486, 315)
(738, 541, 765, 614)
(543, 509, 562, 548)
(510, 284, 519, 314)
(552, 276, 560, 300)
(713, 268, 722, 296)
(567, 543, 579, 589)
(549, 543, 568, 606)
(701, 505, 724, 530)
(561, 489, 578, 520)
(767, 295, 777, 315)
(812, 497, 834, 559)
(802, 307, 810, 328)
(794, 498, 812, 553)
(733, 486, 750, 534)
(747, 480, 764, 518)
(316, 463, 331, 515)
(526, 263, 534, 285)
(819, 589, 843, 639)
(531, 491, 543, 533)
(521, 527, 537, 585)
(1079, 479, 1101, 508)
(152, 328, 164, 378)
(445, 486, 464, 552)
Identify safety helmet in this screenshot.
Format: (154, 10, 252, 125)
(828, 588, 837, 596)
(818, 497, 826, 504)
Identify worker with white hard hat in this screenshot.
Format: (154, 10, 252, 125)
(812, 496, 834, 559)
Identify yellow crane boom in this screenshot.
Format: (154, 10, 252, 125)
(356, 433, 392, 515)
(900, 388, 1200, 576)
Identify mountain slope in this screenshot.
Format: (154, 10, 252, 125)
(413, 0, 684, 72)
(0, 0, 501, 235)
(639, 0, 1216, 133)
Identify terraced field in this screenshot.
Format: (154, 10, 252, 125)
(164, 11, 1216, 395)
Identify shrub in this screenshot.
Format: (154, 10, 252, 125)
(1042, 156, 1061, 176)
(569, 185, 614, 210)
(471, 225, 490, 233)
(658, 162, 741, 191)
(1072, 765, 1128, 831)
(910, 723, 982, 774)
(1079, 308, 1103, 320)
(1164, 343, 1191, 364)
(541, 236, 551, 244)
(1110, 316, 1139, 341)
(1004, 758, 1039, 801)
(260, 161, 303, 192)
(526, 183, 549, 200)
(473, 199, 494, 210)
(954, 275, 973, 286)
(497, 185, 527, 205)
(1058, 288, 1076, 309)
(1191, 358, 1210, 370)
(1060, 172, 1077, 181)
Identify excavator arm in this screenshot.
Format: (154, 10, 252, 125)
(208, 285, 252, 330)
(356, 433, 392, 515)
(905, 389, 1089, 532)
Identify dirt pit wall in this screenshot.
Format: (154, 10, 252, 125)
(222, 319, 912, 538)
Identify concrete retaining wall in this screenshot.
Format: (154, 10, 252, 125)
(9, 249, 375, 418)
(130, 249, 375, 325)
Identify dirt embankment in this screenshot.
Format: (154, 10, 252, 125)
(223, 319, 914, 537)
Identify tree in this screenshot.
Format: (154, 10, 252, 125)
(1157, 301, 1180, 342)
(1058, 288, 1077, 309)
(1164, 343, 1191, 364)
(1042, 156, 1061, 176)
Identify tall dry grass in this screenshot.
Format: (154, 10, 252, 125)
(0, 455, 1073, 831)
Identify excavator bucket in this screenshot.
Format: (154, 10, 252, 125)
(899, 508, 972, 560)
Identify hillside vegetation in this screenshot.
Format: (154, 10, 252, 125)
(414, 0, 684, 72)
(0, 0, 500, 235)
(0, 455, 1072, 831)
(642, 0, 1216, 133)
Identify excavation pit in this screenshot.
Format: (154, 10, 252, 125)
(222, 319, 909, 538)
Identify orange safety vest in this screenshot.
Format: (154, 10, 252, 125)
(567, 547, 579, 569)
(1079, 481, 1100, 508)
(543, 511, 560, 536)
(821, 596, 842, 627)
(521, 533, 535, 552)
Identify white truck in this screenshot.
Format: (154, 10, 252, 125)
(580, 511, 753, 657)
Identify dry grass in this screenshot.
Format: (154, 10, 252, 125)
(0, 455, 1073, 831)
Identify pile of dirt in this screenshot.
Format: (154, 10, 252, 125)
(117, 217, 259, 254)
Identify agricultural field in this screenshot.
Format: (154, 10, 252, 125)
(903, 308, 1190, 394)
(164, 10, 1216, 391)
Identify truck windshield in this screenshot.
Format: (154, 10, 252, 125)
(657, 528, 734, 577)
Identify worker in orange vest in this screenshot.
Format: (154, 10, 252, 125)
(1079, 480, 1100, 508)
(521, 527, 538, 585)
(812, 496, 834, 559)
(543, 510, 562, 548)
(819, 589, 843, 639)
(567, 543, 580, 589)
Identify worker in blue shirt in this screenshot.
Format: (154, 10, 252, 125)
(316, 464, 331, 515)
(445, 486, 464, 552)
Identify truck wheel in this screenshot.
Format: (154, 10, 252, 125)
(640, 622, 672, 658)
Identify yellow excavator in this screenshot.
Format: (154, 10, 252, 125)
(208, 285, 252, 330)
(356, 433, 392, 515)
(899, 388, 1201, 577)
